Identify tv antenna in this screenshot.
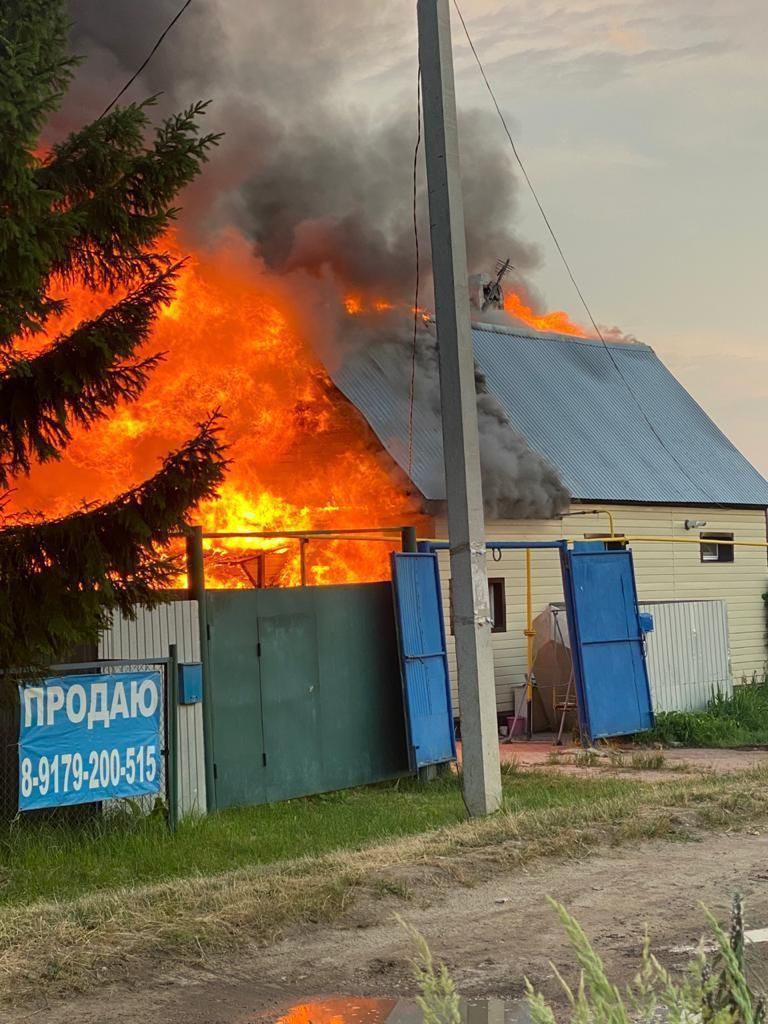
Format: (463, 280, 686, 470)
(481, 257, 514, 311)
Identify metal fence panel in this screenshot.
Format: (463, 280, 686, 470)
(99, 601, 200, 661)
(99, 602, 204, 817)
(207, 583, 410, 810)
(639, 600, 731, 712)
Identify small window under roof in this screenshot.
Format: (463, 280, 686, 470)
(700, 532, 735, 564)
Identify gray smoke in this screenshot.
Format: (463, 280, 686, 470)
(341, 317, 570, 518)
(62, 0, 571, 517)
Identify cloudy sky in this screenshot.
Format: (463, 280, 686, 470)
(69, 0, 768, 477)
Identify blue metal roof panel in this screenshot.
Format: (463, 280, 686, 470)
(331, 326, 768, 507)
(334, 344, 445, 499)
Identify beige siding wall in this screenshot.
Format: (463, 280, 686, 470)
(434, 504, 768, 715)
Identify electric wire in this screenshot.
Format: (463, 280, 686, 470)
(407, 66, 422, 480)
(98, 0, 194, 119)
(451, 0, 718, 504)
(452, 0, 605, 344)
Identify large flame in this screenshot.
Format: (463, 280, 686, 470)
(9, 231, 424, 588)
(8, 227, 590, 590)
(503, 292, 587, 337)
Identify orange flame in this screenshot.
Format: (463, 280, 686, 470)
(346, 288, 586, 338)
(344, 295, 396, 315)
(9, 231, 425, 588)
(503, 292, 587, 337)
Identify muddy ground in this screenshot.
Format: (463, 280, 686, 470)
(498, 739, 768, 776)
(16, 827, 768, 1024)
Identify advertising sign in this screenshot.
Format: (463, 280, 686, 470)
(18, 672, 163, 811)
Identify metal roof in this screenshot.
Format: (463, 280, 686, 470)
(330, 325, 768, 507)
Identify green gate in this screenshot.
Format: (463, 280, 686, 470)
(206, 582, 409, 809)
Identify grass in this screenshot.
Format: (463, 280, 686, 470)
(0, 770, 640, 907)
(573, 749, 600, 767)
(409, 892, 765, 1024)
(550, 749, 668, 771)
(3, 767, 768, 1001)
(526, 894, 764, 1024)
(630, 751, 667, 770)
(639, 673, 768, 748)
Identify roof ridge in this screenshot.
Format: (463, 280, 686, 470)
(470, 320, 653, 351)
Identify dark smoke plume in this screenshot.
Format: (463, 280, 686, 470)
(63, 0, 570, 517)
(341, 317, 570, 517)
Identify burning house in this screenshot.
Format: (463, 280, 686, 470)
(19, 1, 766, 727)
(21, 232, 768, 722)
(331, 310, 768, 718)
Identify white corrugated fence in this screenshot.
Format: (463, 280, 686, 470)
(639, 599, 732, 713)
(99, 600, 205, 817)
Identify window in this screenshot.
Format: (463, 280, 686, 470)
(488, 578, 507, 633)
(449, 577, 507, 634)
(584, 533, 627, 551)
(700, 532, 734, 563)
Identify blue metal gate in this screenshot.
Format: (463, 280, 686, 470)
(562, 547, 654, 741)
(390, 553, 456, 769)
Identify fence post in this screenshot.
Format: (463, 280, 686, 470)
(186, 526, 216, 813)
(401, 526, 418, 553)
(167, 643, 180, 832)
(186, 526, 205, 602)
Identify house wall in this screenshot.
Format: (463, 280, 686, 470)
(434, 503, 768, 715)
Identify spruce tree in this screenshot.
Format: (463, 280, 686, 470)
(0, 1, 227, 670)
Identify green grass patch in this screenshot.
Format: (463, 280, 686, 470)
(0, 771, 640, 907)
(630, 751, 666, 770)
(639, 674, 768, 748)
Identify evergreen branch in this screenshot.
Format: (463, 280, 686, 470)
(35, 100, 155, 201)
(0, 267, 182, 484)
(0, 2, 76, 151)
(0, 415, 227, 672)
(1, 101, 219, 342)
(0, 0, 77, 342)
(39, 102, 222, 294)
(0, 1, 229, 675)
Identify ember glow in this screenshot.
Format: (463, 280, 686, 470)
(503, 292, 587, 337)
(344, 295, 396, 315)
(9, 231, 424, 588)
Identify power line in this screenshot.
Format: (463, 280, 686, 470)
(451, 0, 718, 504)
(407, 66, 422, 480)
(98, 0, 194, 120)
(451, 0, 605, 344)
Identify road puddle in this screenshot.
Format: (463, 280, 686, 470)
(270, 995, 532, 1024)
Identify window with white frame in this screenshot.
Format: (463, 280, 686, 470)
(700, 532, 735, 563)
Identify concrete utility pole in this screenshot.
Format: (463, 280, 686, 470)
(417, 0, 502, 816)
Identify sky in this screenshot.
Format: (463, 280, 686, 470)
(67, 0, 768, 478)
(344, 0, 768, 476)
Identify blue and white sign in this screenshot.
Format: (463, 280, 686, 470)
(18, 672, 162, 811)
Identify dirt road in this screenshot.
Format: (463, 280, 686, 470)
(17, 828, 768, 1024)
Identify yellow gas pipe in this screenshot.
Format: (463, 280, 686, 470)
(618, 535, 767, 548)
(561, 508, 615, 538)
(525, 547, 534, 739)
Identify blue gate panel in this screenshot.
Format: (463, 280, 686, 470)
(565, 549, 654, 741)
(390, 553, 456, 768)
(579, 644, 651, 738)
